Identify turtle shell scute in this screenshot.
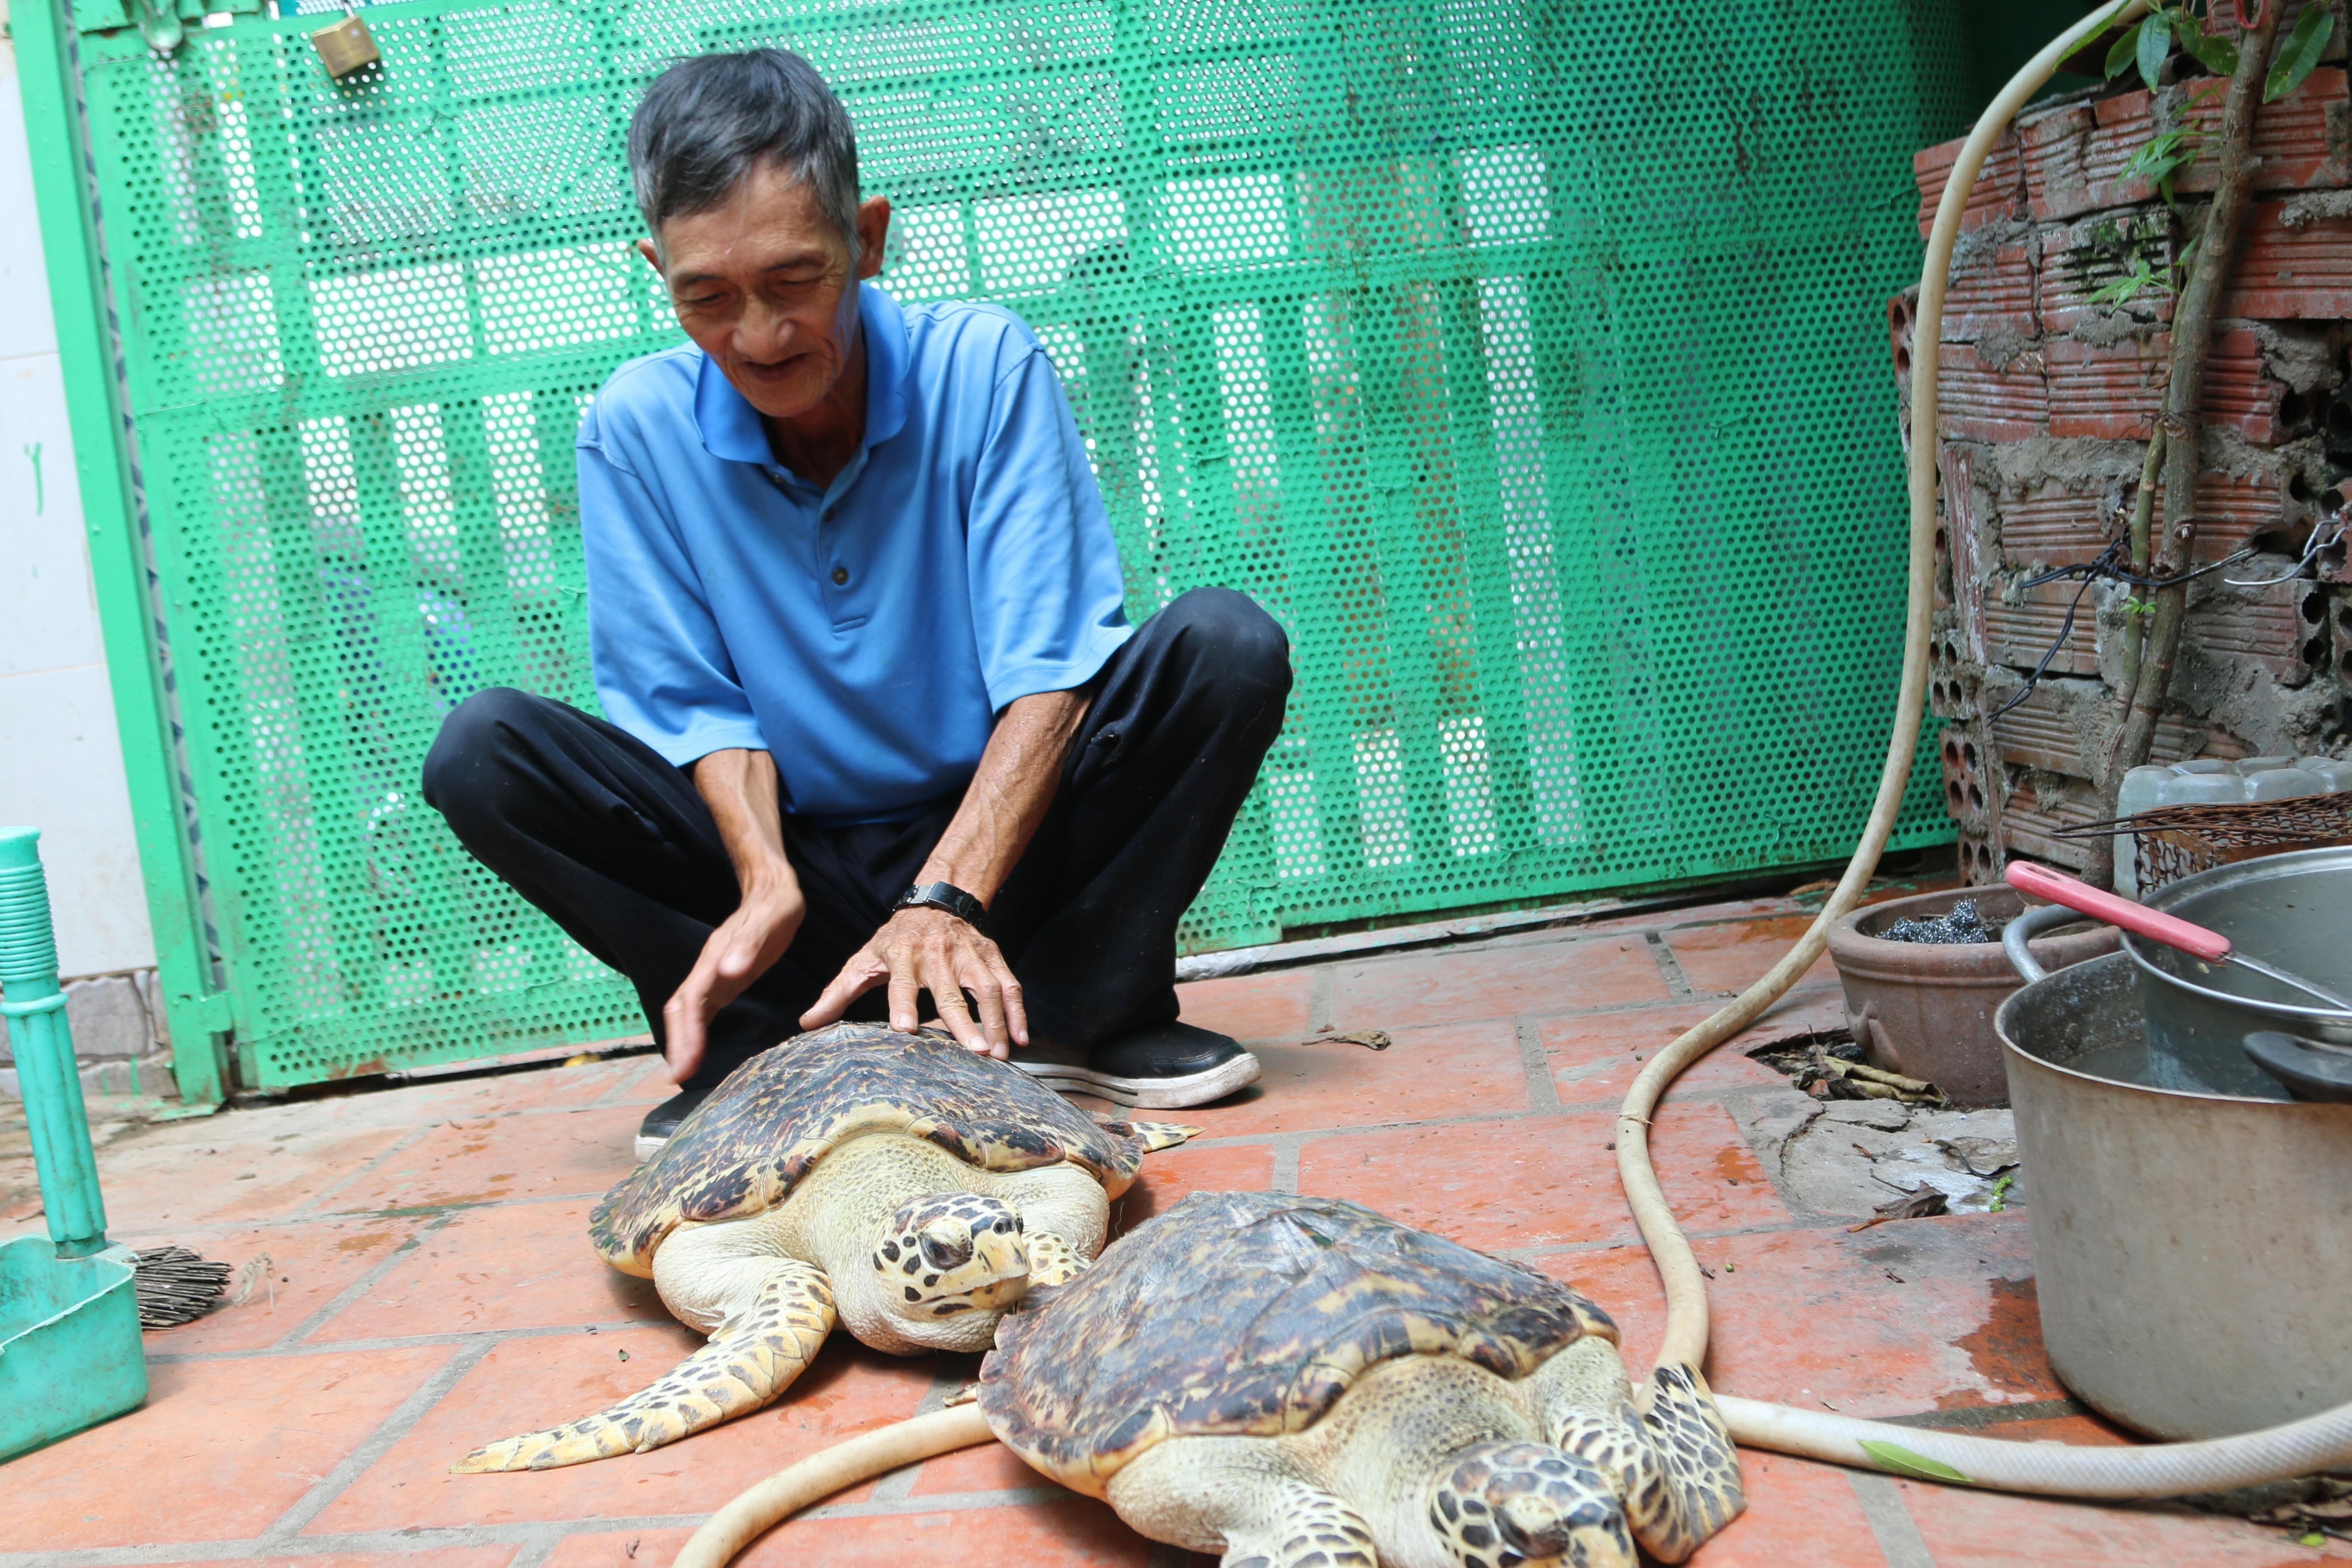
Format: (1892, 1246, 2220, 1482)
(978, 1191, 1617, 1493)
(588, 1023, 1139, 1271)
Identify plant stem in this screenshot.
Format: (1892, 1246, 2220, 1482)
(2118, 423, 2168, 695)
(2092, 0, 2283, 886)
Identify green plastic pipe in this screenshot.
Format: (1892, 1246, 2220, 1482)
(0, 828, 112, 1256)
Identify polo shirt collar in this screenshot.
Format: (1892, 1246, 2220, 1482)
(691, 280, 911, 466)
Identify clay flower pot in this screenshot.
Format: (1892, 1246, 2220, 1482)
(1826, 886, 2117, 1106)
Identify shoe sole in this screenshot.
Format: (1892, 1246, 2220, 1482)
(1013, 1050, 1262, 1109)
(634, 1133, 667, 1163)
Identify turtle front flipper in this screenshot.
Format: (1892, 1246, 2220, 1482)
(1026, 1230, 1091, 1286)
(450, 1259, 836, 1473)
(1104, 1435, 1377, 1568)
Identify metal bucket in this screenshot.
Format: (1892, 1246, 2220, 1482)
(2132, 845, 2352, 1099)
(1995, 946, 2352, 1439)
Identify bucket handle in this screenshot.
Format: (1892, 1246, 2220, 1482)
(2000, 902, 2082, 984)
(2243, 1031, 2352, 1103)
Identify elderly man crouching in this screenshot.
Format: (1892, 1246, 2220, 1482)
(423, 50, 1289, 1156)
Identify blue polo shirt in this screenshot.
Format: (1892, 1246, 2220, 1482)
(576, 283, 1133, 825)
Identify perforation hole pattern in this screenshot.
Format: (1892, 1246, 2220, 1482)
(76, 0, 1963, 1086)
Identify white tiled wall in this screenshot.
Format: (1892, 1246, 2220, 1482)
(0, 32, 158, 979)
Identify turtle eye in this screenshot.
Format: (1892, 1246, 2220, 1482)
(919, 1226, 973, 1272)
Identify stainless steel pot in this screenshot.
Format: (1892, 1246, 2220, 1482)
(1995, 944, 2352, 1439)
(2132, 846, 2352, 1099)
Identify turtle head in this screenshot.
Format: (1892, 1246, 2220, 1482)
(1427, 1441, 1634, 1568)
(872, 1193, 1028, 1344)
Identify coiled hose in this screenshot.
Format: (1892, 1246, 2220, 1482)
(673, 7, 2352, 1562)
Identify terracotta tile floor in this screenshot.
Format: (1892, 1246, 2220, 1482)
(4, 883, 2344, 1568)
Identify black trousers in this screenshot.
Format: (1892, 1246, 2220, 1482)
(422, 587, 1291, 1090)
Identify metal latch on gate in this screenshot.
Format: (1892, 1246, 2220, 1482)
(310, 2, 380, 77)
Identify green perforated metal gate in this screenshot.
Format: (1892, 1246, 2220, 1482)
(24, 0, 1964, 1093)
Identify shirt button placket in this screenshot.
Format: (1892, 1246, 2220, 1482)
(821, 505, 845, 591)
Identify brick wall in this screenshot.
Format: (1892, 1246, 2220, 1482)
(1902, 56, 2352, 882)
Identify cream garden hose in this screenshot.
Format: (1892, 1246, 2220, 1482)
(675, 6, 2352, 1561)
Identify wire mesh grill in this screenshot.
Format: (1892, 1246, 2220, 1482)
(74, 0, 1964, 1086)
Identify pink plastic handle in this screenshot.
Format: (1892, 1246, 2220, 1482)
(2003, 860, 2233, 963)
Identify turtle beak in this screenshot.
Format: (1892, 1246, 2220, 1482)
(964, 1225, 1030, 1306)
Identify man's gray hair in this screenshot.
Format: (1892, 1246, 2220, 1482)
(628, 49, 862, 259)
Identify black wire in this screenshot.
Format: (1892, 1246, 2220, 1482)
(1986, 537, 2260, 722)
(1988, 568, 2103, 721)
(2017, 538, 2256, 593)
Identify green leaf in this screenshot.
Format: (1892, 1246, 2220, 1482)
(2109, 15, 2148, 78)
(2177, 17, 2239, 76)
(2268, 4, 2335, 101)
(1859, 1439, 1976, 1485)
(2139, 10, 2173, 89)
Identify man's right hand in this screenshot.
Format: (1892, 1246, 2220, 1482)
(670, 747, 800, 1085)
(662, 878, 804, 1084)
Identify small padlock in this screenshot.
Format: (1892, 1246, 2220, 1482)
(310, 5, 380, 79)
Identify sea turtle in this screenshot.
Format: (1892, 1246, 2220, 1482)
(452, 1022, 1193, 1473)
(977, 1191, 1745, 1568)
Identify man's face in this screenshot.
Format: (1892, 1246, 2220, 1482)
(641, 163, 890, 423)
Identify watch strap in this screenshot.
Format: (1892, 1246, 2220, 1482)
(895, 880, 988, 932)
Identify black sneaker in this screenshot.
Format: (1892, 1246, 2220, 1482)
(1014, 1022, 1260, 1109)
(634, 1086, 712, 1162)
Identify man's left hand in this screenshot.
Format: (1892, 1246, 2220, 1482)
(800, 906, 1027, 1059)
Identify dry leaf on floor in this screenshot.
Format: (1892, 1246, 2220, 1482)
(1847, 1189, 1948, 1231)
(1323, 1030, 1390, 1050)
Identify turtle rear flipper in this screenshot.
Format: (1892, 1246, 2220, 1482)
(1098, 1120, 1200, 1193)
(450, 1260, 835, 1472)
(1099, 1118, 1201, 1152)
(1627, 1364, 1746, 1562)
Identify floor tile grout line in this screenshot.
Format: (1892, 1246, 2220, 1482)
(1847, 1471, 1940, 1568)
(0, 1519, 718, 1568)
(1515, 1017, 1562, 1112)
(1880, 1395, 2090, 1431)
(37, 979, 1850, 1213)
(1644, 931, 1698, 1001)
(1179, 1090, 1752, 1152)
(1266, 1132, 1302, 1194)
(869, 1362, 980, 1503)
(290, 1124, 438, 1219)
(1493, 1218, 1811, 1263)
(800, 1484, 1074, 1521)
(1182, 890, 1879, 984)
(104, 1187, 618, 1246)
(1305, 965, 1336, 1035)
(279, 1212, 457, 1348)
(256, 1336, 498, 1545)
(593, 1056, 670, 1109)
(150, 1319, 677, 1364)
(502, 1524, 573, 1568)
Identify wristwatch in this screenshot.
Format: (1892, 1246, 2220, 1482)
(895, 880, 989, 933)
